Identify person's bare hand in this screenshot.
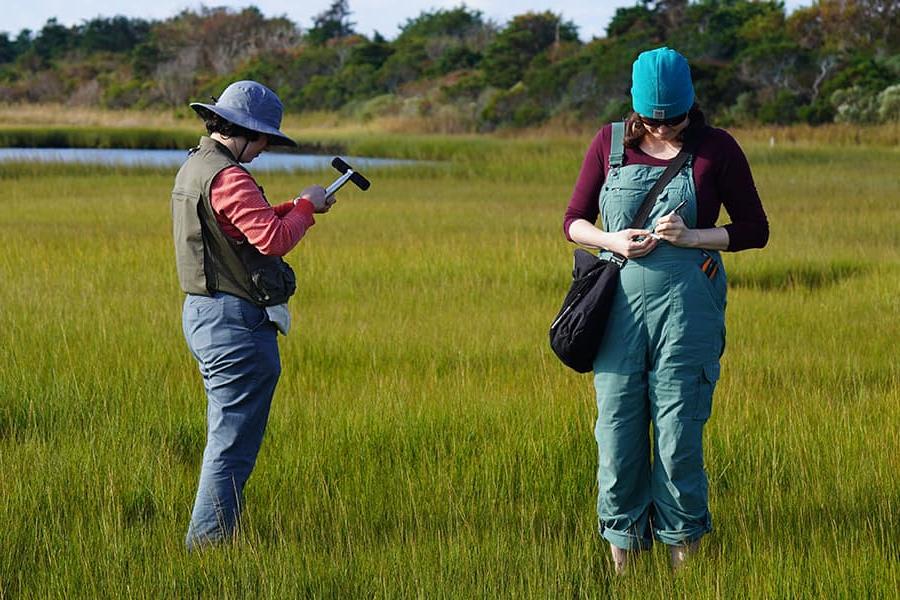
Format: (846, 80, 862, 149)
(654, 213, 697, 247)
(298, 185, 336, 213)
(604, 229, 658, 258)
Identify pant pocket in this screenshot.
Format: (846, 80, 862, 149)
(184, 295, 223, 355)
(693, 362, 720, 421)
(238, 297, 270, 331)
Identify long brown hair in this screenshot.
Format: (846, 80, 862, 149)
(623, 104, 706, 149)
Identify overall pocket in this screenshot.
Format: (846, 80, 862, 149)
(693, 362, 720, 421)
(696, 251, 727, 312)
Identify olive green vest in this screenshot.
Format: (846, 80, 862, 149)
(172, 136, 294, 305)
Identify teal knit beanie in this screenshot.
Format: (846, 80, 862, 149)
(631, 47, 694, 119)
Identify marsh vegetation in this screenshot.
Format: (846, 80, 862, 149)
(0, 129, 897, 597)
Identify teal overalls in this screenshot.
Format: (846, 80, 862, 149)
(593, 122, 726, 550)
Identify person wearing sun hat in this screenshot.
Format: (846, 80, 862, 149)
(172, 80, 336, 550)
(562, 48, 769, 572)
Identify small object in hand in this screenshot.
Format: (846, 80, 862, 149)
(649, 200, 688, 239)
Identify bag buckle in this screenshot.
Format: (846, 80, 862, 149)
(611, 254, 627, 268)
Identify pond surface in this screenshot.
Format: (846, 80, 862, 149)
(0, 147, 417, 172)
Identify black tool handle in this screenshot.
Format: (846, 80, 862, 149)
(328, 157, 371, 192)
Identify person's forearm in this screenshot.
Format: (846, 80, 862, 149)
(568, 219, 611, 250)
(685, 227, 730, 251)
(571, 219, 730, 252)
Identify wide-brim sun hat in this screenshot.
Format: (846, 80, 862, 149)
(190, 80, 297, 147)
(631, 47, 695, 120)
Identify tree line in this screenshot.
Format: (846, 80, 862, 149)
(1, 0, 898, 130)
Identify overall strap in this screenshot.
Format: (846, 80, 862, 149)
(609, 121, 625, 168)
(626, 145, 692, 230)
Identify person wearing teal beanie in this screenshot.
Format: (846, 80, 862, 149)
(631, 46, 695, 121)
(562, 47, 769, 573)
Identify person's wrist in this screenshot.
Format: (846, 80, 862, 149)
(293, 197, 314, 213)
(597, 230, 612, 251)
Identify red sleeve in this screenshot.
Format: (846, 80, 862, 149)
(210, 167, 315, 257)
(272, 200, 298, 217)
(563, 126, 609, 241)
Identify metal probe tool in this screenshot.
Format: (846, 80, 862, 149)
(324, 157, 371, 196)
(649, 199, 688, 240)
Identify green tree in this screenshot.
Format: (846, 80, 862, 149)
(398, 7, 487, 41)
(0, 33, 17, 64)
(395, 7, 493, 77)
(481, 12, 579, 89)
(434, 46, 480, 73)
(307, 0, 356, 46)
(377, 38, 428, 91)
(348, 34, 394, 70)
(606, 3, 659, 39)
(33, 18, 74, 60)
(79, 17, 150, 53)
(130, 42, 161, 79)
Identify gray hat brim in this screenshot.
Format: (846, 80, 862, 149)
(191, 103, 297, 147)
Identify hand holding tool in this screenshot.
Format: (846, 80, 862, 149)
(649, 200, 688, 240)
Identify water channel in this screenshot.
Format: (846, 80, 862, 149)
(0, 147, 417, 171)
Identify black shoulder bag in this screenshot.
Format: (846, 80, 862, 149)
(549, 124, 701, 373)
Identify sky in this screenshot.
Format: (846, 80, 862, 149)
(5, 1, 811, 41)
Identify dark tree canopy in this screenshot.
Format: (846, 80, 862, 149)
(1, 0, 897, 128)
(307, 0, 356, 45)
(398, 7, 487, 40)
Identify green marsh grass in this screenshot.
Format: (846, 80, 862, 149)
(0, 135, 898, 597)
(0, 126, 198, 150)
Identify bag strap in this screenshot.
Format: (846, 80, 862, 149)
(610, 126, 704, 266)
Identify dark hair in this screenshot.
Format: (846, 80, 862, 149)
(197, 107, 262, 141)
(623, 103, 706, 149)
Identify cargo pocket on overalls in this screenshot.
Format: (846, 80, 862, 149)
(693, 362, 720, 421)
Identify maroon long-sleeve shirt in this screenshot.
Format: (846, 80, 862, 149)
(563, 124, 769, 252)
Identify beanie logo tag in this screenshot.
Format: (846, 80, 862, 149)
(652, 109, 666, 118)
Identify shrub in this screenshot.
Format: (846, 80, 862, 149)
(797, 99, 835, 125)
(832, 86, 879, 124)
(758, 90, 801, 125)
(877, 84, 900, 122)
